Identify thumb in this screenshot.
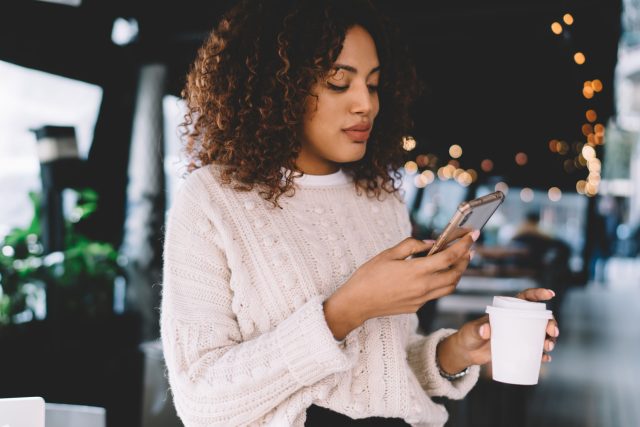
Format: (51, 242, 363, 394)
(386, 237, 433, 260)
(478, 321, 491, 340)
(461, 315, 491, 348)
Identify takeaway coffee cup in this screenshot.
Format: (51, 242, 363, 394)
(485, 296, 553, 385)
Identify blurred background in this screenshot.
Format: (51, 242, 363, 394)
(1, 0, 639, 426)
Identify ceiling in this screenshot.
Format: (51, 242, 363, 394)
(0, 0, 623, 191)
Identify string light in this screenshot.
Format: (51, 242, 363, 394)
(594, 123, 605, 135)
(421, 170, 435, 184)
(551, 22, 563, 35)
(520, 188, 534, 203)
(557, 141, 569, 155)
(586, 109, 597, 122)
(449, 144, 463, 159)
(583, 86, 594, 99)
(592, 79, 603, 92)
(402, 136, 417, 151)
(574, 52, 586, 65)
(495, 182, 509, 195)
(404, 160, 418, 174)
(581, 123, 593, 136)
(548, 187, 562, 202)
(576, 180, 587, 194)
(515, 152, 528, 166)
(563, 13, 574, 25)
(467, 169, 478, 182)
(480, 159, 494, 172)
(582, 145, 596, 160)
(414, 174, 429, 188)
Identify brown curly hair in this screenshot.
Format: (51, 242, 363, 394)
(181, 0, 421, 207)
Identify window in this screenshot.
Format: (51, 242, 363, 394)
(0, 61, 102, 240)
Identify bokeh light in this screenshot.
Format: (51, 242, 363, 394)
(403, 136, 417, 151)
(548, 187, 562, 202)
(520, 187, 534, 203)
(515, 152, 528, 166)
(563, 13, 574, 25)
(449, 144, 463, 159)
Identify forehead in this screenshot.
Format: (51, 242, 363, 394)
(334, 25, 379, 68)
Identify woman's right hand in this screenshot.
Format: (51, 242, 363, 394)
(323, 231, 479, 340)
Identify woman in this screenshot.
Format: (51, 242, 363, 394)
(160, 1, 559, 426)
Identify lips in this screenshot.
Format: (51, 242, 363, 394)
(343, 123, 372, 141)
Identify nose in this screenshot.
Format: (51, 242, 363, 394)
(349, 82, 375, 115)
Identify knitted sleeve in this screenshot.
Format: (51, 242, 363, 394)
(405, 321, 480, 400)
(160, 180, 356, 427)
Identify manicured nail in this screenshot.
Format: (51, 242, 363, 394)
(547, 341, 555, 351)
(469, 250, 476, 260)
(471, 230, 480, 241)
(554, 326, 560, 337)
(479, 324, 486, 337)
(423, 239, 435, 244)
(547, 289, 556, 297)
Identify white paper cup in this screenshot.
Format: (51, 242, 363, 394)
(486, 296, 553, 385)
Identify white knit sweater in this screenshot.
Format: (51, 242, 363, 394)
(160, 165, 479, 427)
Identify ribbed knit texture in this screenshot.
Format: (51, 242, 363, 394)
(160, 164, 479, 427)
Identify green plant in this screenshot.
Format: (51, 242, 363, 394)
(0, 189, 123, 325)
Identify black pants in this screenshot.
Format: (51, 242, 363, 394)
(305, 404, 411, 426)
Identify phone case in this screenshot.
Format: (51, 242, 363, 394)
(427, 190, 505, 256)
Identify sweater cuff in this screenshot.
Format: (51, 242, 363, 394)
(412, 328, 480, 400)
(275, 295, 356, 387)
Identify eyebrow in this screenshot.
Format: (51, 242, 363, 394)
(333, 63, 381, 77)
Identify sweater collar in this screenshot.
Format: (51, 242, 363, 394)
(281, 167, 351, 187)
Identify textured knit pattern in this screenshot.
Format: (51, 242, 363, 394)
(160, 165, 480, 427)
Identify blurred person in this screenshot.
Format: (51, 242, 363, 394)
(509, 210, 571, 318)
(160, 1, 560, 426)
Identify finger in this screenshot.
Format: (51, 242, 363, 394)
(467, 315, 491, 341)
(544, 339, 555, 352)
(516, 288, 556, 302)
(546, 318, 559, 338)
(418, 231, 478, 271)
(542, 353, 552, 363)
(386, 237, 432, 260)
(441, 226, 473, 247)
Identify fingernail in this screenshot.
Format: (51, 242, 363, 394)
(423, 239, 435, 244)
(547, 289, 556, 297)
(479, 324, 486, 337)
(548, 341, 555, 351)
(469, 250, 476, 260)
(554, 326, 560, 337)
(471, 230, 480, 241)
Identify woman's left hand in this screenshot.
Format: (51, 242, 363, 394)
(436, 288, 560, 374)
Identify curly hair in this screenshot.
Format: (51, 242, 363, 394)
(181, 0, 421, 207)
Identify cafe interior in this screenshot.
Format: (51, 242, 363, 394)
(1, 0, 639, 426)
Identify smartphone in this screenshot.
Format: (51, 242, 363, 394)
(427, 190, 505, 256)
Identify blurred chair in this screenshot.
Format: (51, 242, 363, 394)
(45, 403, 106, 427)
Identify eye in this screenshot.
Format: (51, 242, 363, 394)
(327, 82, 348, 92)
(367, 84, 379, 93)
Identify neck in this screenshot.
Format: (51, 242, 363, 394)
(294, 154, 340, 175)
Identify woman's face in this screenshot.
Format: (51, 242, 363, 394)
(297, 25, 380, 175)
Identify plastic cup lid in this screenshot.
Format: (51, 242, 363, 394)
(492, 296, 546, 311)
(486, 296, 553, 319)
